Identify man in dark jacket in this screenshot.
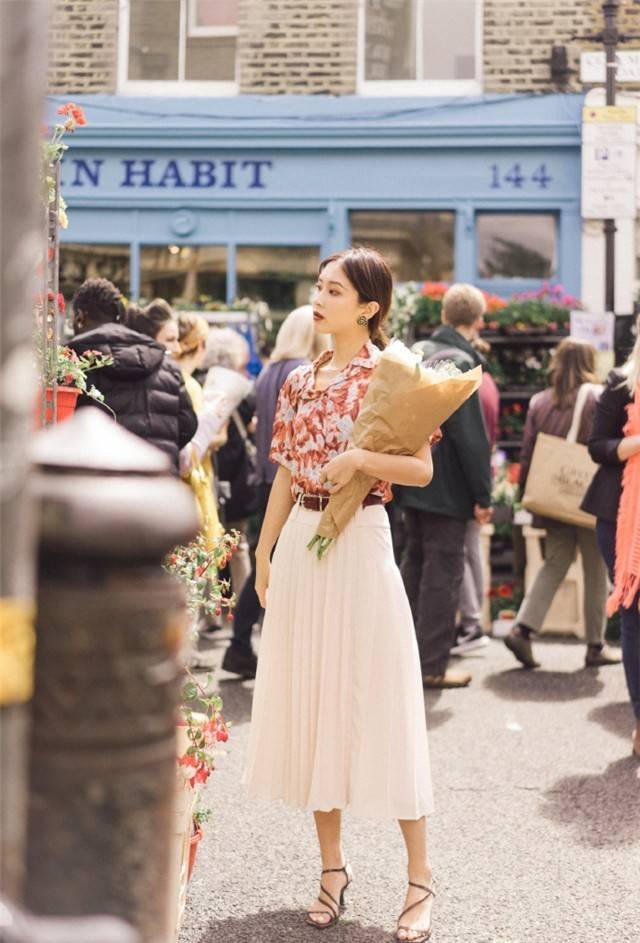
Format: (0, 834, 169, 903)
(68, 278, 197, 473)
(397, 284, 492, 689)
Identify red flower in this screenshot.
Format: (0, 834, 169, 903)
(57, 102, 87, 126)
(178, 753, 197, 768)
(194, 767, 210, 785)
(498, 584, 513, 598)
(512, 403, 523, 415)
(217, 729, 229, 743)
(421, 281, 448, 300)
(507, 463, 520, 484)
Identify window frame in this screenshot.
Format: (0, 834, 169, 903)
(117, 0, 239, 96)
(187, 0, 239, 38)
(357, 0, 483, 97)
(474, 210, 560, 285)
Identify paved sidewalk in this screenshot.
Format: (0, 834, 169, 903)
(180, 631, 639, 943)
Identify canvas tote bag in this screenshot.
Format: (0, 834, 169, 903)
(521, 383, 600, 530)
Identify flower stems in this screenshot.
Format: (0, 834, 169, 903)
(307, 534, 334, 559)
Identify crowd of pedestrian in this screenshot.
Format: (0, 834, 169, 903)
(68, 258, 639, 936)
(69, 270, 639, 759)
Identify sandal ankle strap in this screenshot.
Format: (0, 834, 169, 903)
(409, 881, 435, 896)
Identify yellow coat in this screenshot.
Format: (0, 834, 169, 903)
(182, 373, 223, 548)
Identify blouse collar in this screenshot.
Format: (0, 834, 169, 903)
(311, 340, 379, 374)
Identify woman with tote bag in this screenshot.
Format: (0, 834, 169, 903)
(504, 339, 620, 670)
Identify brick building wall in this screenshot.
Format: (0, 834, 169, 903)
(484, 0, 640, 94)
(48, 0, 118, 94)
(46, 0, 639, 97)
(237, 0, 358, 94)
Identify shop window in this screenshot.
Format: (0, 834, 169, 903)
(60, 244, 130, 302)
(476, 214, 557, 280)
(121, 0, 238, 92)
(349, 211, 455, 282)
(236, 246, 320, 315)
(360, 0, 481, 94)
(140, 245, 227, 303)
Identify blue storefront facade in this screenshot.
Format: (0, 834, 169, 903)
(51, 92, 585, 308)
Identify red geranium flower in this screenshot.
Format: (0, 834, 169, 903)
(57, 102, 87, 126)
(507, 463, 520, 484)
(498, 584, 513, 598)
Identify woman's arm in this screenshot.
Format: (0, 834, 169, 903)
(588, 373, 629, 466)
(321, 442, 433, 492)
(617, 434, 640, 462)
(255, 465, 295, 607)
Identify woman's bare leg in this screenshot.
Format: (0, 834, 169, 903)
(397, 817, 434, 942)
(307, 810, 348, 926)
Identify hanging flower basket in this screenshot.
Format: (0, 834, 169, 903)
(39, 385, 81, 426)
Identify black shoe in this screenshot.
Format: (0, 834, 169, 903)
(504, 628, 540, 669)
(221, 646, 258, 679)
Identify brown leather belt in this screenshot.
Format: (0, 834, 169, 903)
(296, 492, 384, 511)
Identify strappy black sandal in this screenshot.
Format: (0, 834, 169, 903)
(305, 864, 352, 929)
(395, 881, 435, 943)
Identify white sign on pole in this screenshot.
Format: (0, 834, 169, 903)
(581, 106, 637, 220)
(570, 310, 615, 351)
(580, 50, 640, 83)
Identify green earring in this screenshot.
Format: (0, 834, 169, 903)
(356, 315, 368, 326)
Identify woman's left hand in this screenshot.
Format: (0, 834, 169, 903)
(320, 449, 363, 494)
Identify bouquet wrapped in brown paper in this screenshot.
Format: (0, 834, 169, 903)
(307, 340, 482, 558)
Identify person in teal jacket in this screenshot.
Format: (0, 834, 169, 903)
(397, 284, 492, 689)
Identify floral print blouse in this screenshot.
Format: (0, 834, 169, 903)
(269, 340, 393, 502)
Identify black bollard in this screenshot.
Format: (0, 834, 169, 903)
(25, 409, 199, 943)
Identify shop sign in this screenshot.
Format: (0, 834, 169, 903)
(580, 51, 640, 84)
(61, 157, 274, 190)
(570, 310, 615, 351)
(581, 106, 637, 219)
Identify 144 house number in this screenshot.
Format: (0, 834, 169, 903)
(489, 163, 552, 190)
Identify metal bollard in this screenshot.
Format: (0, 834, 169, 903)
(25, 409, 199, 943)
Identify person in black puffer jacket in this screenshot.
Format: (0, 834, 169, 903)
(68, 278, 197, 473)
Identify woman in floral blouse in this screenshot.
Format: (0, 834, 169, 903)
(245, 247, 435, 943)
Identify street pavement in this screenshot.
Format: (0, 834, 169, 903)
(180, 629, 639, 943)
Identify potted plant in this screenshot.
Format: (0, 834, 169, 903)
(486, 284, 580, 334)
(389, 281, 507, 341)
(35, 322, 114, 425)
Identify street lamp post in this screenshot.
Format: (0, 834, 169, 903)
(574, 1, 640, 328)
(602, 0, 620, 316)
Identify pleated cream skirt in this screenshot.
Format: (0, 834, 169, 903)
(244, 502, 433, 821)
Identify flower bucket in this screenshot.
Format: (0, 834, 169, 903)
(38, 386, 81, 426)
(187, 820, 203, 881)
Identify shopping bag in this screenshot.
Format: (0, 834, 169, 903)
(521, 384, 600, 530)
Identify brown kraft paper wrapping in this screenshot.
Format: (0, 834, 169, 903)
(308, 345, 482, 556)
